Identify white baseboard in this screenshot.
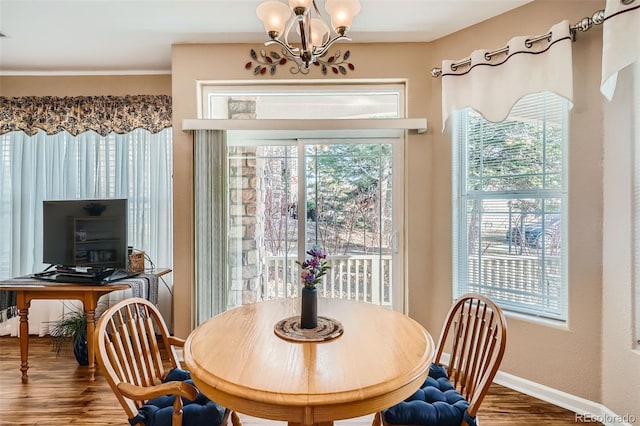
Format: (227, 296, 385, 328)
(494, 371, 634, 426)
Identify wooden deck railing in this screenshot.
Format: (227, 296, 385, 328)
(263, 255, 393, 307)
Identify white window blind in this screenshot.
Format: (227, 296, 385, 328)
(453, 92, 569, 321)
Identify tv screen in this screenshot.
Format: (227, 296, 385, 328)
(43, 199, 128, 270)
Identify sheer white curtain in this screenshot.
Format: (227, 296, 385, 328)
(0, 128, 173, 335)
(194, 130, 228, 324)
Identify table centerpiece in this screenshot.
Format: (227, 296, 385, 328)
(297, 246, 330, 329)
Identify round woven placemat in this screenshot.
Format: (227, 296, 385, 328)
(274, 316, 344, 342)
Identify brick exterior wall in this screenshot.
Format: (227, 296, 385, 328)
(227, 98, 264, 305)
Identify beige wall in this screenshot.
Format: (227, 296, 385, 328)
(0, 75, 171, 96)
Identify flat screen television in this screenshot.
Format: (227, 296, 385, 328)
(43, 198, 128, 270)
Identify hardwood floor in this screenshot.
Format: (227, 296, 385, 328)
(0, 336, 597, 426)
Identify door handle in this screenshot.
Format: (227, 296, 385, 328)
(390, 231, 399, 253)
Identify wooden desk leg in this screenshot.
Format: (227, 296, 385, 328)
(85, 307, 96, 382)
(17, 294, 30, 384)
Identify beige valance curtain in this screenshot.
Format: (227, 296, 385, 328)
(440, 20, 574, 129)
(0, 95, 172, 136)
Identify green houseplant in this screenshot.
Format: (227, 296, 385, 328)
(50, 308, 89, 365)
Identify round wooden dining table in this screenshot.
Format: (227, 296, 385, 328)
(184, 297, 434, 426)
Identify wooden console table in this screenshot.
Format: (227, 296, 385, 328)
(0, 268, 171, 383)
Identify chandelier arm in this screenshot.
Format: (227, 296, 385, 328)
(313, 35, 352, 58)
(265, 39, 300, 58)
(312, 0, 323, 18)
(282, 11, 297, 51)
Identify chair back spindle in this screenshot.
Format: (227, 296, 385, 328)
(433, 293, 507, 417)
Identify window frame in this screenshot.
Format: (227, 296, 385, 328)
(198, 81, 407, 120)
(194, 81, 411, 321)
(452, 92, 569, 322)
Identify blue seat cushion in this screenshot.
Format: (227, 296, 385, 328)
(128, 368, 226, 426)
(382, 364, 476, 426)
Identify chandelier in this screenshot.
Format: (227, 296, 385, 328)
(252, 0, 361, 75)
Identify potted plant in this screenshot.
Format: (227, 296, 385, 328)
(50, 308, 89, 366)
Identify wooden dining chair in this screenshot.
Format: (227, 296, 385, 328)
(373, 293, 507, 426)
(95, 297, 241, 426)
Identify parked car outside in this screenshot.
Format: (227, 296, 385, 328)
(506, 215, 560, 248)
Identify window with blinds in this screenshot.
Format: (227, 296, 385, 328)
(453, 92, 569, 321)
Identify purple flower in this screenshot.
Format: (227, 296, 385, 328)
(296, 246, 331, 289)
(307, 247, 327, 259)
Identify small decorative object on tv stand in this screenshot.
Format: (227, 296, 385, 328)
(128, 249, 145, 273)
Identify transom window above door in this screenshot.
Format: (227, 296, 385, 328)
(199, 83, 405, 119)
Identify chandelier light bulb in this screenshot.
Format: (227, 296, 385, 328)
(257, 0, 292, 39)
(325, 0, 361, 35)
(309, 18, 330, 49)
(288, 0, 314, 15)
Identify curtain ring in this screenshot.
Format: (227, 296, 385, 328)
(622, 0, 634, 5)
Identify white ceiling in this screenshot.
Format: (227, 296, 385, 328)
(0, 0, 534, 75)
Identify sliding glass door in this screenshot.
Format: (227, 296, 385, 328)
(227, 134, 403, 310)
